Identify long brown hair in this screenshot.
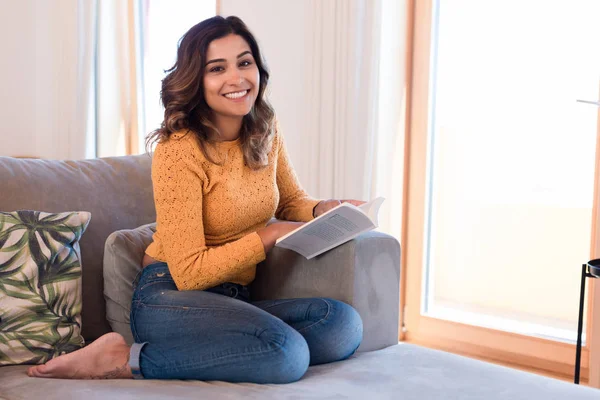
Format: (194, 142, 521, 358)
(145, 16, 275, 169)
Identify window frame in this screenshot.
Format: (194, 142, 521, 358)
(401, 0, 600, 383)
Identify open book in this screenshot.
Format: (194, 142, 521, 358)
(275, 197, 385, 259)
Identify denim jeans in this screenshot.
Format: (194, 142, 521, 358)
(129, 262, 363, 383)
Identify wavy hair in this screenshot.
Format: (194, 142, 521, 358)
(145, 16, 275, 169)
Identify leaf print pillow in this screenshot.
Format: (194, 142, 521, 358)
(0, 210, 91, 366)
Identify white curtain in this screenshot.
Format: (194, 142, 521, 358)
(0, 0, 145, 160)
(302, 0, 406, 239)
(370, 0, 407, 240)
(95, 0, 145, 157)
(303, 0, 380, 200)
(75, 0, 98, 160)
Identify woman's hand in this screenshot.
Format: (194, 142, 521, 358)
(313, 199, 367, 218)
(256, 221, 305, 254)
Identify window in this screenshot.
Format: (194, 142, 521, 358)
(404, 0, 600, 380)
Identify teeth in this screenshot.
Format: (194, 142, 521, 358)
(224, 90, 248, 99)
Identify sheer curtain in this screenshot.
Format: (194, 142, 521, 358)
(303, 0, 381, 201)
(95, 0, 145, 157)
(219, 0, 407, 238)
(303, 0, 406, 239)
(369, 0, 407, 240)
(2, 0, 146, 159)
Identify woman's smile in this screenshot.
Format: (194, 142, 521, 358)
(223, 89, 249, 100)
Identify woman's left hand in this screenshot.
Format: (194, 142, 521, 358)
(313, 199, 367, 218)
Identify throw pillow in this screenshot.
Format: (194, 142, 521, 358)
(0, 210, 91, 366)
(103, 222, 156, 345)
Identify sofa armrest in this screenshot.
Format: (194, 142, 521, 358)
(251, 231, 400, 352)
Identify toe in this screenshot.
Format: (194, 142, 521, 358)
(28, 366, 42, 377)
(28, 364, 50, 378)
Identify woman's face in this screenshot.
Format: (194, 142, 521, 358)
(203, 34, 260, 120)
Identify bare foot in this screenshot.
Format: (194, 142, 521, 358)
(27, 332, 133, 379)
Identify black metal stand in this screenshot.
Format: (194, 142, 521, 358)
(575, 259, 600, 384)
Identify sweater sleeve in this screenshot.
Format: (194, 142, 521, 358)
(274, 128, 321, 222)
(151, 138, 266, 291)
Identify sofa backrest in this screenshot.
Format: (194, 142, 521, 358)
(0, 154, 155, 341)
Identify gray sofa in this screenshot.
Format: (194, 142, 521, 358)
(0, 154, 598, 399)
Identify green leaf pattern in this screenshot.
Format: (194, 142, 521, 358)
(0, 211, 90, 366)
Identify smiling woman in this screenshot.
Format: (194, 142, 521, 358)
(27, 15, 366, 384)
(203, 36, 260, 141)
(145, 16, 276, 170)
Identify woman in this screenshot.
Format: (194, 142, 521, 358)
(27, 15, 364, 383)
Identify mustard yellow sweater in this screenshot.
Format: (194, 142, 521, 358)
(145, 126, 320, 291)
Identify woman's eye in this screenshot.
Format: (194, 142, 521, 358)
(240, 60, 252, 67)
(209, 66, 224, 73)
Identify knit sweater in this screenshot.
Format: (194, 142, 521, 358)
(145, 126, 320, 291)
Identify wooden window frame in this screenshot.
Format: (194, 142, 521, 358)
(400, 0, 600, 384)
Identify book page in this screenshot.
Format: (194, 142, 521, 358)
(576, 99, 600, 106)
(275, 204, 374, 259)
(358, 196, 385, 227)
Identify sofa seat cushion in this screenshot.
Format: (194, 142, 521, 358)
(0, 343, 598, 399)
(103, 223, 156, 345)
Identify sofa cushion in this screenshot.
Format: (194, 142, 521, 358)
(103, 223, 156, 345)
(0, 211, 90, 366)
(0, 343, 598, 399)
(0, 155, 156, 342)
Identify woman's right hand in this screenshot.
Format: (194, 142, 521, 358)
(256, 221, 305, 254)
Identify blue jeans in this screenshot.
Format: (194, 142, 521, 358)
(129, 262, 363, 383)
